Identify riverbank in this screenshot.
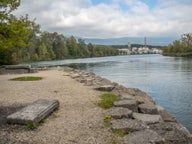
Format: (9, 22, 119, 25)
(0, 67, 192, 144)
(0, 67, 113, 144)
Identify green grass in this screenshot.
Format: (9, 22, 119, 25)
(98, 93, 119, 109)
(111, 128, 127, 137)
(26, 122, 37, 130)
(10, 76, 43, 81)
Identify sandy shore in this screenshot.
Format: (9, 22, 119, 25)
(0, 67, 114, 144)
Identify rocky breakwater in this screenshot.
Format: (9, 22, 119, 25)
(64, 67, 192, 144)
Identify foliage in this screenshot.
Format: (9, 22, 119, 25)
(98, 93, 119, 109)
(10, 76, 43, 81)
(0, 0, 36, 64)
(163, 33, 192, 57)
(0, 0, 119, 65)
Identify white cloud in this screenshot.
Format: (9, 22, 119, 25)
(14, 0, 192, 38)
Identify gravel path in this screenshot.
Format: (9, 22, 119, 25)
(0, 68, 113, 144)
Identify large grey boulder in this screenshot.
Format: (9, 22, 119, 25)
(156, 105, 176, 122)
(84, 78, 94, 86)
(138, 103, 158, 114)
(120, 94, 135, 100)
(111, 118, 148, 132)
(71, 73, 80, 79)
(114, 100, 138, 112)
(106, 107, 132, 119)
(94, 85, 115, 91)
(150, 122, 192, 144)
(7, 99, 59, 125)
(133, 112, 163, 124)
(124, 129, 165, 144)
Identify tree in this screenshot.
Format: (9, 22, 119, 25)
(0, 0, 33, 64)
(52, 33, 68, 59)
(38, 43, 49, 61)
(182, 33, 192, 48)
(163, 33, 192, 57)
(40, 32, 56, 60)
(0, 0, 20, 21)
(21, 20, 41, 62)
(66, 36, 78, 57)
(78, 38, 89, 57)
(87, 43, 94, 57)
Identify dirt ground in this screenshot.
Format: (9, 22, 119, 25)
(0, 67, 115, 144)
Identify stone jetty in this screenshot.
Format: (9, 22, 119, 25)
(66, 66, 192, 144)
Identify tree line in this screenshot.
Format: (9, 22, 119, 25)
(0, 0, 118, 65)
(163, 33, 192, 57)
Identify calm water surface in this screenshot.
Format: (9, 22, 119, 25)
(31, 55, 192, 132)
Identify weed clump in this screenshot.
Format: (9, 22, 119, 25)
(98, 93, 119, 109)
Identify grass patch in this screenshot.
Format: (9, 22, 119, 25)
(10, 76, 43, 81)
(112, 128, 127, 137)
(98, 93, 119, 109)
(26, 122, 37, 130)
(39, 118, 45, 124)
(104, 115, 112, 120)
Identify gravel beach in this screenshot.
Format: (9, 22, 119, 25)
(0, 67, 113, 144)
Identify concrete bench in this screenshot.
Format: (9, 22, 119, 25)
(0, 65, 38, 74)
(7, 99, 59, 125)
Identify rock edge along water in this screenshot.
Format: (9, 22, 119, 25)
(65, 66, 192, 144)
(7, 99, 59, 125)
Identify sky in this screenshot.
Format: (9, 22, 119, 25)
(14, 0, 192, 38)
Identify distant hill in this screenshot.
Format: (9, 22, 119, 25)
(84, 37, 178, 46)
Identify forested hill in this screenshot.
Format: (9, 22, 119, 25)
(0, 1, 118, 65)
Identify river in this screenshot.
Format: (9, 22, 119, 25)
(30, 54, 192, 132)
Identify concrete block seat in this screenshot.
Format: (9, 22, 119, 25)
(7, 99, 59, 125)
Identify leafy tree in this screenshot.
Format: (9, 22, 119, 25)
(87, 43, 94, 57)
(66, 36, 78, 57)
(38, 43, 49, 61)
(0, 15, 32, 64)
(40, 32, 56, 60)
(52, 33, 68, 59)
(163, 33, 192, 57)
(0, 0, 20, 21)
(0, 0, 33, 64)
(182, 33, 192, 47)
(21, 20, 41, 62)
(78, 38, 89, 57)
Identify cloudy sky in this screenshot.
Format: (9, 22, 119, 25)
(14, 0, 192, 38)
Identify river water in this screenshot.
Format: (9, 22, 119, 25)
(30, 54, 192, 132)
